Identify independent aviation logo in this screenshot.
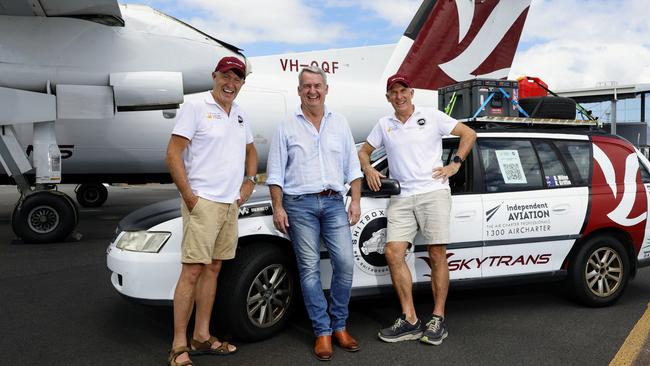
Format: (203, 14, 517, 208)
(485, 202, 503, 222)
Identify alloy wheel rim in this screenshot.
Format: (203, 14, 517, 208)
(247, 264, 292, 328)
(27, 205, 60, 234)
(585, 247, 623, 297)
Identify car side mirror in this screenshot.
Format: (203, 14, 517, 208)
(360, 178, 401, 198)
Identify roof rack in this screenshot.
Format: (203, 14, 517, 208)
(460, 116, 603, 130)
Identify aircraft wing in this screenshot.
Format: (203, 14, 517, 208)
(0, 0, 123, 25)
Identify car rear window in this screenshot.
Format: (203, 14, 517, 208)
(554, 140, 590, 185)
(534, 141, 573, 188)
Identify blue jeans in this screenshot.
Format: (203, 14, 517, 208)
(283, 193, 354, 337)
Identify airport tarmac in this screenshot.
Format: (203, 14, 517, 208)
(1, 184, 650, 365)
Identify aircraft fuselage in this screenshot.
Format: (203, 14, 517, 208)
(0, 5, 239, 94)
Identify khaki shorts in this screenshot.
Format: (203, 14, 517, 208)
(386, 189, 451, 245)
(180, 197, 238, 263)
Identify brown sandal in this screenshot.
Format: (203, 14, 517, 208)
(190, 336, 237, 356)
(168, 346, 193, 366)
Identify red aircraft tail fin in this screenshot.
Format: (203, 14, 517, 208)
(385, 0, 532, 90)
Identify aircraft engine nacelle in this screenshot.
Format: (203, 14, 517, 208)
(54, 72, 184, 119)
(110, 71, 183, 112)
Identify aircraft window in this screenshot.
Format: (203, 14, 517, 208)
(534, 141, 572, 188)
(554, 141, 590, 186)
(125, 7, 242, 54)
(479, 139, 543, 192)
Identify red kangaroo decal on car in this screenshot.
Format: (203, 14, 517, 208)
(586, 137, 648, 252)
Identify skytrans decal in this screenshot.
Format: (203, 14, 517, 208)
(26, 144, 74, 159)
(419, 252, 551, 272)
(484, 201, 551, 238)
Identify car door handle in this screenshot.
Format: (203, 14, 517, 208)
(454, 210, 476, 219)
(552, 204, 569, 213)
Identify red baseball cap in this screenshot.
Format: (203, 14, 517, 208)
(214, 56, 246, 78)
(386, 73, 411, 91)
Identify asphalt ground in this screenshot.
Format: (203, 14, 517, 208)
(1, 184, 650, 366)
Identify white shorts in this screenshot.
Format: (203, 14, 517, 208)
(386, 189, 451, 245)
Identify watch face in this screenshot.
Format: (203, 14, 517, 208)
(453, 155, 462, 164)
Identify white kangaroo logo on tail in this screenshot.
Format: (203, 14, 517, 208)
(439, 0, 531, 81)
(593, 144, 647, 226)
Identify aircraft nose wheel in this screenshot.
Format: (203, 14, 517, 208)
(11, 191, 79, 243)
(27, 205, 60, 234)
(75, 183, 108, 208)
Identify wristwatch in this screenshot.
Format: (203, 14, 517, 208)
(244, 175, 258, 184)
(452, 155, 464, 164)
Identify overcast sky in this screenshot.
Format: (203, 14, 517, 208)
(131, 0, 650, 90)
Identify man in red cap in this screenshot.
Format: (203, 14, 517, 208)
(166, 56, 257, 365)
(358, 73, 475, 346)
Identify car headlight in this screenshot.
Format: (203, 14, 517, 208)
(115, 231, 171, 253)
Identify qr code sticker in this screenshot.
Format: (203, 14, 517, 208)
(503, 163, 522, 181)
(495, 150, 527, 184)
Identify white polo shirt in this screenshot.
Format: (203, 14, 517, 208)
(172, 92, 254, 203)
(366, 106, 457, 196)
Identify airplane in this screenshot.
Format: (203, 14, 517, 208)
(0, 0, 532, 243)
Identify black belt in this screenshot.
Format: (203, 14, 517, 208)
(318, 189, 338, 196)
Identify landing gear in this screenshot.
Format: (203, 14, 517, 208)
(2, 85, 81, 243)
(11, 190, 79, 243)
(75, 183, 108, 207)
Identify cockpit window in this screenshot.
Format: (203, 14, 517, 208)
(120, 4, 243, 55)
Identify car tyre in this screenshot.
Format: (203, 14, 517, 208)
(569, 234, 630, 307)
(519, 96, 576, 119)
(216, 242, 296, 342)
(11, 191, 78, 243)
(75, 183, 108, 208)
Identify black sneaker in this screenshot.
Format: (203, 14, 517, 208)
(420, 315, 448, 345)
(378, 314, 423, 342)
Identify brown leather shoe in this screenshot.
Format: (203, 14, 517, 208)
(313, 335, 333, 361)
(333, 329, 360, 352)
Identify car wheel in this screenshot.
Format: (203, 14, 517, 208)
(11, 191, 78, 243)
(216, 242, 296, 341)
(75, 183, 108, 208)
(519, 96, 576, 119)
(569, 234, 630, 307)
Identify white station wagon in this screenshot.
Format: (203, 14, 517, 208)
(107, 118, 650, 341)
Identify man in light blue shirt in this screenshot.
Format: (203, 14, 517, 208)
(267, 65, 362, 361)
